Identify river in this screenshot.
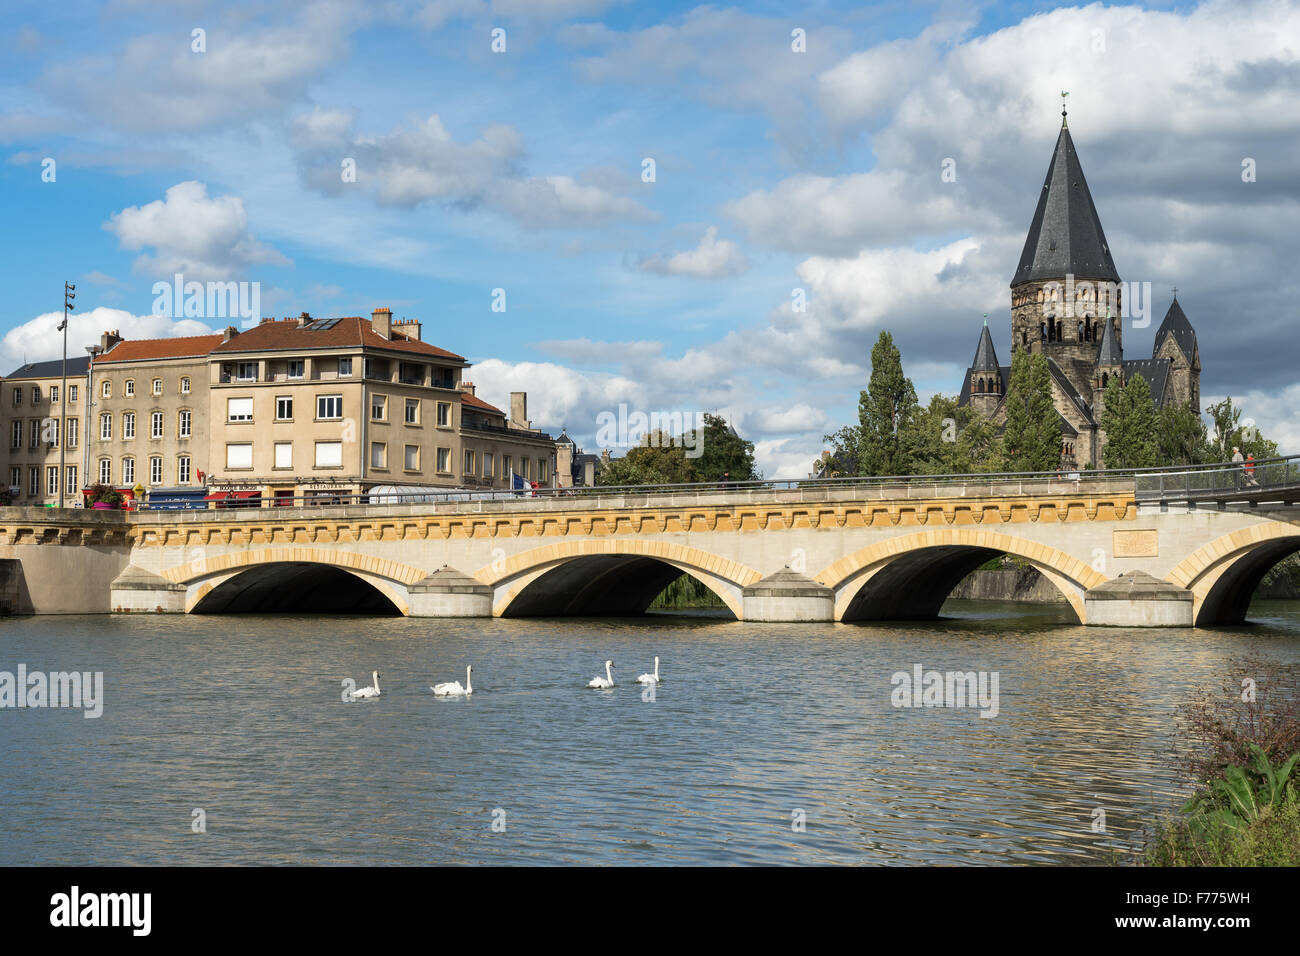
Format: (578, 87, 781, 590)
(3, 600, 1299, 865)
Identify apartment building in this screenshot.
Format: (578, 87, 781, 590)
(89, 331, 225, 492)
(1, 308, 557, 506)
(2, 356, 90, 505)
(204, 308, 556, 501)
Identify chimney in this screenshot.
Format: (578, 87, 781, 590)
(100, 330, 123, 352)
(298, 311, 312, 328)
(600, 448, 611, 465)
(510, 392, 528, 429)
(371, 307, 392, 339)
(392, 317, 422, 341)
(223, 325, 239, 342)
(583, 459, 596, 486)
(458, 380, 476, 396)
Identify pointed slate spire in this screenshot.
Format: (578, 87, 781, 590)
(971, 319, 1000, 372)
(1096, 311, 1123, 367)
(1153, 298, 1197, 360)
(1012, 124, 1120, 286)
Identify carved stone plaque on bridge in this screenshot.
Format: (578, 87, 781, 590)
(1113, 528, 1159, 558)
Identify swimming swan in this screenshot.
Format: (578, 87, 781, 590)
(586, 660, 615, 688)
(351, 670, 381, 699)
(432, 665, 473, 697)
(634, 656, 661, 685)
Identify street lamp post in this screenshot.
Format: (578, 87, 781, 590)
(58, 282, 75, 508)
(84, 343, 102, 490)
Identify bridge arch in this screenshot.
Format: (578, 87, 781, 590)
(168, 547, 425, 614)
(1165, 521, 1300, 625)
(481, 540, 760, 618)
(816, 529, 1107, 623)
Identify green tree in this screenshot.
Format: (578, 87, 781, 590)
(818, 424, 863, 477)
(686, 413, 758, 482)
(904, 394, 957, 475)
(1205, 397, 1280, 463)
(1156, 400, 1210, 465)
(951, 405, 1005, 473)
(595, 432, 694, 486)
(858, 331, 919, 476)
(1101, 373, 1159, 468)
(1001, 349, 1061, 471)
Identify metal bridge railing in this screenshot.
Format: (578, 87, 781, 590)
(1133, 454, 1300, 503)
(114, 453, 1300, 511)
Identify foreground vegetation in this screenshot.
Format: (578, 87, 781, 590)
(1143, 655, 1300, 866)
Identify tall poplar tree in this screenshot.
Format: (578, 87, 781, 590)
(1001, 349, 1060, 471)
(1100, 373, 1158, 468)
(858, 331, 918, 476)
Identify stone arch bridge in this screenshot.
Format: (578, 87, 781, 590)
(3, 467, 1298, 627)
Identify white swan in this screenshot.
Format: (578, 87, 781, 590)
(351, 670, 381, 699)
(634, 656, 661, 685)
(586, 660, 615, 688)
(432, 665, 473, 697)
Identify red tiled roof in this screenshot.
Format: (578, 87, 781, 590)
(461, 392, 505, 417)
(97, 334, 227, 363)
(209, 316, 465, 362)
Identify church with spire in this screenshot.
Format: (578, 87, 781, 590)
(958, 102, 1201, 469)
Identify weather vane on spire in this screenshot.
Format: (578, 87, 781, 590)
(1061, 90, 1070, 127)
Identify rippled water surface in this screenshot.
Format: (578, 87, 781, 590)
(3, 601, 1299, 865)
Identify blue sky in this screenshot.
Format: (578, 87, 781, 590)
(2, 0, 1296, 476)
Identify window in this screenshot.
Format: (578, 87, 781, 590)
(151, 411, 164, 439)
(314, 441, 342, 468)
(226, 444, 253, 469)
(10, 420, 20, 449)
(47, 418, 59, 447)
(317, 394, 342, 420)
(101, 381, 111, 399)
(28, 467, 38, 496)
(122, 457, 135, 484)
(404, 398, 419, 424)
(227, 397, 254, 422)
(66, 418, 78, 448)
(274, 442, 292, 469)
(152, 379, 162, 396)
(49, 385, 59, 403)
(436, 448, 451, 472)
(370, 442, 387, 469)
(275, 396, 293, 420)
(178, 410, 191, 438)
(149, 456, 163, 485)
(65, 466, 78, 497)
(32, 386, 42, 403)
(180, 378, 190, 395)
(98, 459, 111, 484)
(8, 466, 19, 491)
(69, 385, 78, 401)
(30, 420, 40, 448)
(11, 387, 20, 406)
(47, 467, 59, 496)
(405, 444, 420, 471)
(436, 402, 451, 427)
(338, 357, 352, 377)
(177, 456, 190, 484)
(371, 394, 387, 421)
(538, 459, 548, 482)
(123, 412, 135, 440)
(236, 362, 257, 381)
(124, 380, 135, 397)
(100, 414, 112, 440)
(503, 455, 512, 478)
(287, 360, 304, 379)
(483, 453, 494, 478)
(463, 449, 475, 474)
(521, 458, 530, 479)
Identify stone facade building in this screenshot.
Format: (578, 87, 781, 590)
(959, 114, 1202, 468)
(2, 308, 557, 505)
